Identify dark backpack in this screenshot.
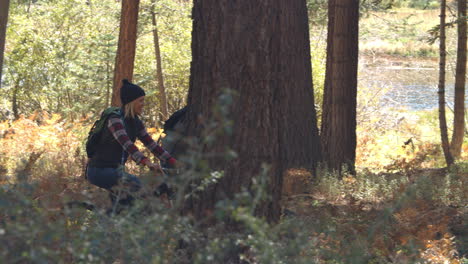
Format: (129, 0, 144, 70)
(86, 107, 121, 158)
(163, 106, 187, 134)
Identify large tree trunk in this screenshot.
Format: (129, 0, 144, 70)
(184, 0, 320, 223)
(111, 0, 140, 106)
(0, 0, 10, 90)
(450, 0, 466, 158)
(438, 0, 454, 166)
(151, 0, 168, 120)
(320, 0, 359, 175)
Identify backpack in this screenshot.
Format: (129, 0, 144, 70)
(85, 107, 122, 158)
(163, 106, 187, 134)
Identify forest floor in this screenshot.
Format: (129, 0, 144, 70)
(282, 167, 467, 263)
(0, 113, 466, 262)
(24, 162, 466, 263)
(36, 164, 467, 263)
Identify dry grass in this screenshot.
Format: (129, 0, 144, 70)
(360, 8, 458, 58)
(1, 112, 466, 262)
(283, 167, 467, 263)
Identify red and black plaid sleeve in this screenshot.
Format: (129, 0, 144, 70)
(136, 120, 176, 166)
(107, 117, 148, 165)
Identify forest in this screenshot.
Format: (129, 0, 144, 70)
(0, 0, 466, 263)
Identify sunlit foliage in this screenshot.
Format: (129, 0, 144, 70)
(2, 0, 191, 123)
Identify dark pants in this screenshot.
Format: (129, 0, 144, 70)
(86, 166, 142, 208)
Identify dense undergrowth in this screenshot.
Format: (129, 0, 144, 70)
(0, 112, 466, 263)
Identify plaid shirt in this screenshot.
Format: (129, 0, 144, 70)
(107, 117, 176, 166)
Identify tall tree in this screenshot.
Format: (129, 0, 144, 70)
(112, 0, 140, 106)
(450, 0, 466, 158)
(151, 0, 168, 120)
(184, 0, 320, 223)
(320, 0, 359, 175)
(438, 0, 454, 166)
(0, 0, 10, 89)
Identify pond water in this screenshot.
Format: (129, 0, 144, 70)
(359, 57, 467, 111)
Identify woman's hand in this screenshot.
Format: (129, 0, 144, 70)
(143, 159, 163, 174)
(167, 158, 185, 170)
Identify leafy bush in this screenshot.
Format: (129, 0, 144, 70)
(1, 111, 465, 263)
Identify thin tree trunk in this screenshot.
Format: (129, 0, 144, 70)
(184, 0, 320, 224)
(438, 0, 454, 166)
(321, 0, 359, 175)
(450, 0, 466, 158)
(112, 0, 140, 106)
(106, 38, 112, 108)
(12, 81, 19, 120)
(151, 0, 168, 120)
(0, 0, 10, 90)
(106, 53, 111, 108)
(321, 0, 335, 148)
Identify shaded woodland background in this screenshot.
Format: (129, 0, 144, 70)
(0, 0, 466, 263)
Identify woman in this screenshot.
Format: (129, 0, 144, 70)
(86, 79, 177, 207)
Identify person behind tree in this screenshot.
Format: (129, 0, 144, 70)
(86, 79, 177, 207)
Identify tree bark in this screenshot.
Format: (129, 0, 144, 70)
(0, 0, 10, 90)
(184, 0, 320, 223)
(106, 51, 111, 108)
(320, 0, 359, 175)
(438, 0, 454, 166)
(151, 0, 168, 120)
(112, 0, 140, 107)
(12, 80, 19, 119)
(450, 0, 466, 158)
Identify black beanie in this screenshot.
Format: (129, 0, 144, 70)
(120, 79, 146, 105)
